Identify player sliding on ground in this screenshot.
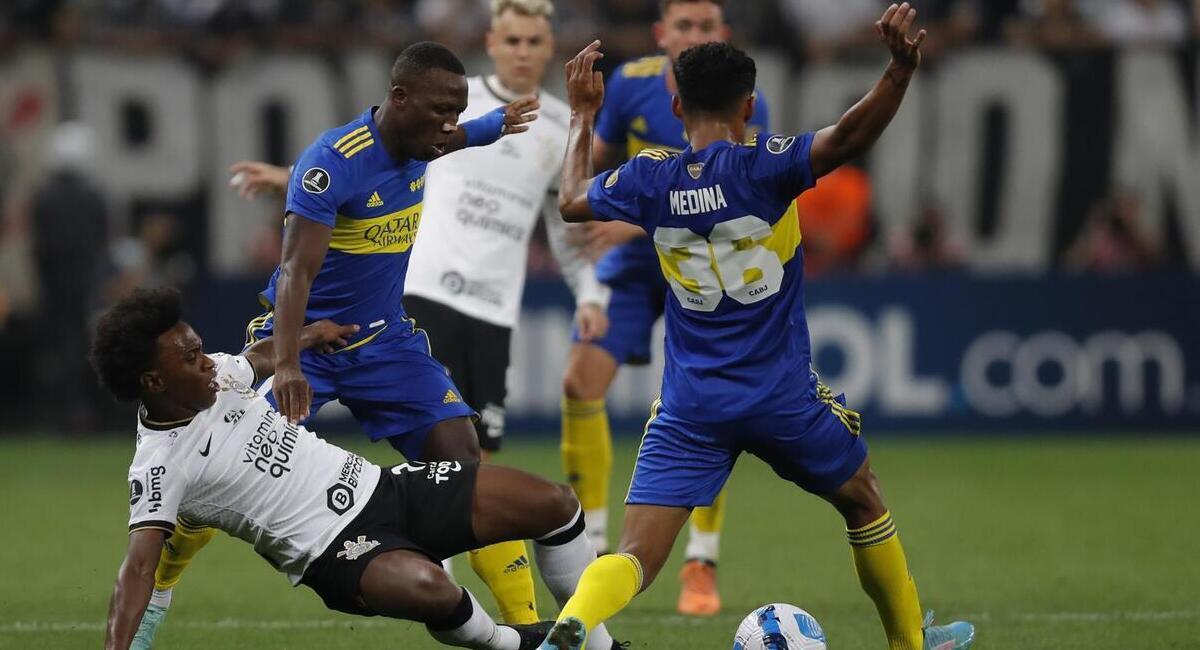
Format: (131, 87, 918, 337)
(95, 288, 620, 650)
(543, 5, 975, 650)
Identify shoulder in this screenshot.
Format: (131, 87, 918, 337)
(635, 148, 677, 163)
(305, 115, 376, 166)
(617, 56, 668, 80)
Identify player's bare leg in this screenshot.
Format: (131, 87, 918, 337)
(360, 549, 546, 649)
(419, 417, 541, 625)
(472, 464, 621, 650)
(560, 342, 618, 553)
(822, 458, 973, 650)
(539, 504, 690, 649)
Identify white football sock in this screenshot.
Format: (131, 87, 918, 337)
(534, 507, 615, 650)
(684, 527, 720, 564)
(149, 587, 172, 609)
(426, 588, 520, 650)
(583, 507, 608, 553)
(442, 555, 454, 578)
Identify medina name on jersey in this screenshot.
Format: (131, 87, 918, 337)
(586, 133, 820, 421)
(127, 353, 381, 584)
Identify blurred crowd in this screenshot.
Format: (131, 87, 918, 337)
(0, 0, 1194, 431)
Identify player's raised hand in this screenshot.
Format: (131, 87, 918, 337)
(229, 161, 290, 200)
(565, 40, 605, 116)
(876, 3, 925, 71)
(273, 364, 312, 424)
(301, 320, 360, 354)
(502, 96, 540, 136)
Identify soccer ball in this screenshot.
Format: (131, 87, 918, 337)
(732, 603, 827, 650)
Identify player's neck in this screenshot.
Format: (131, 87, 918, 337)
(488, 74, 537, 100)
(140, 398, 197, 426)
(686, 119, 742, 152)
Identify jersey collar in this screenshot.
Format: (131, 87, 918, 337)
(138, 404, 194, 431)
(482, 75, 537, 104)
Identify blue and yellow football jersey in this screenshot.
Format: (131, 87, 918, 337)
(593, 55, 770, 284)
(261, 108, 427, 346)
(588, 132, 817, 420)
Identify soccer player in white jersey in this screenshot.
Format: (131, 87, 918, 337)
(96, 288, 623, 650)
(228, 0, 606, 626)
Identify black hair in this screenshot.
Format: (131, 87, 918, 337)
(673, 42, 756, 115)
(91, 287, 183, 402)
(391, 41, 467, 86)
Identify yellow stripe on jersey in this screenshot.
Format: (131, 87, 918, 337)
(333, 125, 370, 150)
(622, 56, 668, 78)
(329, 202, 422, 254)
(342, 137, 375, 159)
(760, 201, 803, 264)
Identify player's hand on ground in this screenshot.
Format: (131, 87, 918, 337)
(229, 161, 290, 200)
(273, 364, 312, 424)
(575, 303, 609, 341)
(877, 3, 925, 71)
(565, 40, 605, 116)
(502, 97, 540, 135)
(572, 220, 644, 260)
(300, 320, 360, 354)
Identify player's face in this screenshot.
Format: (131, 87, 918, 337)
(655, 1, 730, 61)
(149, 322, 219, 412)
(487, 10, 554, 96)
(393, 69, 469, 160)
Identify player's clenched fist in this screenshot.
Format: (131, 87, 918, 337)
(565, 40, 604, 116)
(502, 96, 540, 135)
(876, 3, 926, 71)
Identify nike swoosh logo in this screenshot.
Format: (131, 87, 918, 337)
(199, 433, 213, 457)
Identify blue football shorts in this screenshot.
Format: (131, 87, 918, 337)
(626, 385, 868, 507)
(247, 313, 476, 460)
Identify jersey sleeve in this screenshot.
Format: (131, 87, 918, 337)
(210, 352, 257, 386)
(127, 452, 185, 537)
(284, 142, 353, 228)
(594, 72, 628, 147)
(586, 155, 653, 227)
(750, 132, 817, 201)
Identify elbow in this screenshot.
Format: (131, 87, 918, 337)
(559, 197, 588, 223)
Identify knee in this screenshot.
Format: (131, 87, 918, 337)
(408, 562, 461, 615)
(834, 468, 887, 526)
(562, 367, 596, 401)
(539, 482, 582, 536)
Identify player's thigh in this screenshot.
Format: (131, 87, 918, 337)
(420, 416, 481, 462)
(464, 317, 511, 452)
(744, 394, 869, 501)
(359, 549, 461, 621)
(470, 464, 580, 547)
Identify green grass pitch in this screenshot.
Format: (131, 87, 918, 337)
(2, 434, 1198, 649)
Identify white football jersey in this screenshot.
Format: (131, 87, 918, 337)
(406, 76, 608, 328)
(126, 354, 381, 584)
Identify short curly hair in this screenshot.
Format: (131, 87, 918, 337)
(673, 42, 756, 115)
(91, 287, 183, 402)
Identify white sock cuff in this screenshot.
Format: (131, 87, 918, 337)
(536, 506, 584, 545)
(149, 587, 173, 609)
(685, 528, 720, 563)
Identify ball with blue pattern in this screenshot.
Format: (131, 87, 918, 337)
(732, 603, 827, 650)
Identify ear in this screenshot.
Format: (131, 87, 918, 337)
(653, 21, 667, 50)
(140, 370, 165, 395)
(389, 84, 406, 108)
(742, 94, 755, 124)
(671, 95, 684, 120)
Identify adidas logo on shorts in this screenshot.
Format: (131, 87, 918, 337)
(443, 390, 460, 404)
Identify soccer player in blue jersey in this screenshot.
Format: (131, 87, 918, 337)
(541, 6, 975, 650)
(558, 0, 764, 616)
(129, 41, 564, 648)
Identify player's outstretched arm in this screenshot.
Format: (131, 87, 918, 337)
(559, 41, 606, 223)
(228, 161, 290, 200)
(104, 529, 165, 650)
(442, 96, 540, 157)
(809, 2, 925, 178)
(243, 319, 360, 379)
(272, 215, 332, 423)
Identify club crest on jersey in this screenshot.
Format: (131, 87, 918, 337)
(605, 167, 620, 189)
(687, 163, 705, 180)
(766, 135, 796, 155)
(302, 167, 330, 194)
(336, 535, 380, 561)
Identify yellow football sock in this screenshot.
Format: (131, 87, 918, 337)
(848, 511, 924, 650)
(561, 397, 612, 513)
(468, 541, 539, 625)
(691, 489, 726, 533)
(556, 553, 642, 632)
(155, 519, 217, 591)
